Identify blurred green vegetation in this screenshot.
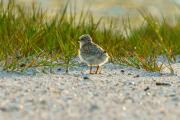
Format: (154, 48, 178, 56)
(0, 0, 179, 72)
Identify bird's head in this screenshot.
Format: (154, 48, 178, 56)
(79, 34, 92, 46)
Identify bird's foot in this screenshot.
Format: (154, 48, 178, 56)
(89, 72, 95, 74)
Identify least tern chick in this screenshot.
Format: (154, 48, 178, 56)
(78, 34, 109, 74)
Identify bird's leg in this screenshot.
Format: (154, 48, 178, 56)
(95, 65, 100, 74)
(99, 67, 102, 74)
(89, 65, 93, 74)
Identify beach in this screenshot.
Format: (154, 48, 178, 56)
(0, 63, 179, 120)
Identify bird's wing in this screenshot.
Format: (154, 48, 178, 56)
(81, 43, 105, 56)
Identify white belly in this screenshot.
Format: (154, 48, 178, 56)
(78, 51, 109, 66)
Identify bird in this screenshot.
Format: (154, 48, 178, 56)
(78, 34, 109, 74)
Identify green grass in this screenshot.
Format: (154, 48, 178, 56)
(0, 0, 179, 73)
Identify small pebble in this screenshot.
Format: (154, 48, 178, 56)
(144, 86, 150, 91)
(81, 73, 89, 79)
(89, 104, 99, 112)
(156, 82, 171, 86)
(57, 68, 61, 71)
(134, 75, 140, 78)
(169, 94, 176, 97)
(121, 70, 125, 73)
(0, 107, 7, 112)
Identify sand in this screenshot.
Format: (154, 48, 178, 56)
(0, 62, 180, 120)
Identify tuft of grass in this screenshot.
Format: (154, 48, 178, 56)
(0, 0, 179, 73)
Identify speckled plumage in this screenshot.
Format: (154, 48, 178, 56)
(78, 34, 109, 74)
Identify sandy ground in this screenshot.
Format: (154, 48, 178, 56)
(0, 63, 180, 120)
